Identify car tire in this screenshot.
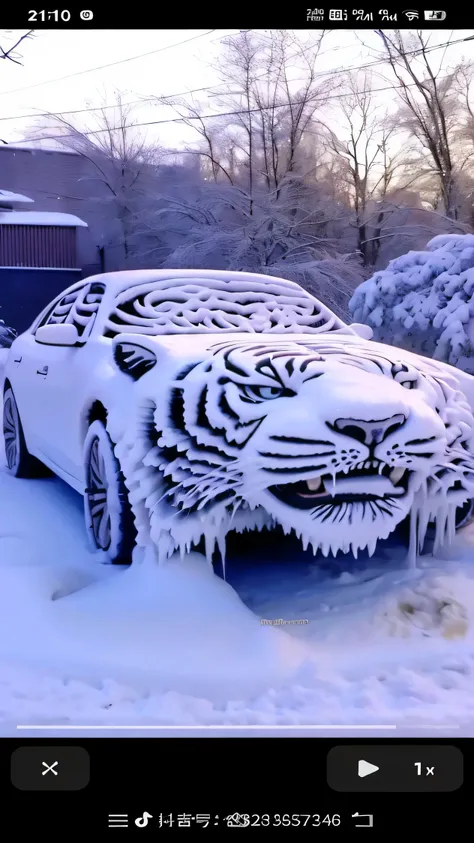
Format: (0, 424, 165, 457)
(83, 420, 136, 564)
(3, 386, 47, 478)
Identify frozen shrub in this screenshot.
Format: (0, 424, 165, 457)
(349, 234, 474, 373)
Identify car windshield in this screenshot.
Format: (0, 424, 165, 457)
(103, 276, 349, 338)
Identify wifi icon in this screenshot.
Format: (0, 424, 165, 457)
(403, 9, 420, 18)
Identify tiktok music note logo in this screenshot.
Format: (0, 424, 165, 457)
(135, 812, 153, 827)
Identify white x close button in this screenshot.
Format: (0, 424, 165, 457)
(11, 746, 90, 790)
(42, 761, 59, 776)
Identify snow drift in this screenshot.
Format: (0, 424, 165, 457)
(349, 234, 474, 373)
(1, 400, 474, 731)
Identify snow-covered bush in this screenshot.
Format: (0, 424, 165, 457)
(0, 319, 16, 348)
(349, 234, 474, 372)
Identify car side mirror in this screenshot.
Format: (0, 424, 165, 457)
(349, 323, 373, 340)
(35, 323, 79, 346)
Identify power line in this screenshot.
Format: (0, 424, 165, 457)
(15, 74, 458, 146)
(0, 86, 224, 124)
(0, 30, 218, 97)
(1, 31, 470, 129)
(310, 32, 474, 78)
(5, 32, 473, 144)
(1, 30, 470, 123)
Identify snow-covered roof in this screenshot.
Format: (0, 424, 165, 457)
(0, 211, 87, 227)
(0, 189, 34, 205)
(0, 143, 79, 155)
(79, 268, 330, 294)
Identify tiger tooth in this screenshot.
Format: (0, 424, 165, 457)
(390, 467, 406, 484)
(307, 476, 323, 491)
(364, 461, 371, 469)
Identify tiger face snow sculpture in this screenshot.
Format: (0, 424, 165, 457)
(112, 336, 474, 564)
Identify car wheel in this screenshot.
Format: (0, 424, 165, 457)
(83, 419, 136, 564)
(3, 386, 46, 478)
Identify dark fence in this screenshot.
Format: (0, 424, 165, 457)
(0, 267, 83, 334)
(0, 224, 77, 269)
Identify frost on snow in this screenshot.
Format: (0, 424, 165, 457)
(349, 234, 474, 373)
(109, 322, 474, 568)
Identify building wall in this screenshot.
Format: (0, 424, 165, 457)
(0, 146, 123, 275)
(0, 146, 204, 275)
(0, 267, 82, 333)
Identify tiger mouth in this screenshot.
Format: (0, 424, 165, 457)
(268, 460, 411, 510)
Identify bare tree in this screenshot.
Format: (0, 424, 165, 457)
(29, 93, 158, 262)
(0, 30, 33, 65)
(157, 32, 335, 202)
(214, 31, 335, 198)
(375, 29, 462, 220)
(141, 30, 365, 307)
(325, 73, 407, 266)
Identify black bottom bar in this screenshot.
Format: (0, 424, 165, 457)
(2, 737, 471, 832)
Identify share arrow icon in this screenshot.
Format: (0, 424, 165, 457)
(358, 759, 380, 778)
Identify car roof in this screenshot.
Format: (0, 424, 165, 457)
(68, 268, 325, 298)
(58, 268, 350, 337)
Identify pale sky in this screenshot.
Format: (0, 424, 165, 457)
(1, 28, 473, 151)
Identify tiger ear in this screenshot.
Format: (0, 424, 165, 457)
(113, 341, 157, 381)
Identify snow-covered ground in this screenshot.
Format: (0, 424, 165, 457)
(1, 436, 474, 736)
(1, 350, 474, 736)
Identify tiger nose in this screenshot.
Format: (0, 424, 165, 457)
(332, 414, 407, 446)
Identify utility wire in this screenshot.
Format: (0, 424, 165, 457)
(0, 31, 470, 123)
(0, 30, 218, 97)
(14, 74, 462, 145)
(5, 33, 474, 144)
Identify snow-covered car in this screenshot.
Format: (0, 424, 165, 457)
(3, 269, 474, 566)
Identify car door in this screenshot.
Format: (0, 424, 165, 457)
(5, 324, 46, 455)
(27, 282, 106, 480)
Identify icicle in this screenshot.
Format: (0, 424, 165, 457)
(417, 496, 430, 555)
(447, 506, 456, 546)
(434, 505, 447, 554)
(217, 534, 227, 580)
(367, 539, 377, 557)
(407, 508, 418, 569)
(204, 530, 217, 564)
(351, 543, 358, 559)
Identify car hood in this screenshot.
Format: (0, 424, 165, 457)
(112, 330, 474, 407)
(113, 329, 366, 360)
